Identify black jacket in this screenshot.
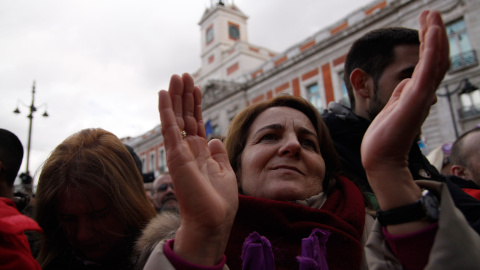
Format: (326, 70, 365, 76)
(322, 102, 480, 234)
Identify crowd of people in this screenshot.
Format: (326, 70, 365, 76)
(2, 9, 480, 270)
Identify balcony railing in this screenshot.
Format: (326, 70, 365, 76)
(458, 103, 480, 119)
(450, 50, 478, 71)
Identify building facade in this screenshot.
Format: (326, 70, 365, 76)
(125, 0, 480, 178)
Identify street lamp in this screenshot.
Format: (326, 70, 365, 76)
(13, 81, 49, 194)
(437, 78, 479, 139)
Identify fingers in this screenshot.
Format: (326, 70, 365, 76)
(168, 74, 185, 131)
(163, 73, 206, 139)
(182, 74, 198, 136)
(418, 10, 428, 59)
(418, 11, 449, 88)
(159, 90, 183, 149)
(432, 11, 450, 74)
(194, 86, 207, 138)
(403, 10, 447, 109)
(208, 139, 230, 171)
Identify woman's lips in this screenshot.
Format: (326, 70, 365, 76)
(272, 165, 304, 175)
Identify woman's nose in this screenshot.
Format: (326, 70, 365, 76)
(279, 135, 301, 157)
(75, 217, 95, 243)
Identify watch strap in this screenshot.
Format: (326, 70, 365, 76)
(377, 200, 426, 226)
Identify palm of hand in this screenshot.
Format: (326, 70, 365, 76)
(360, 11, 450, 211)
(168, 134, 238, 230)
(361, 10, 449, 172)
(159, 73, 238, 265)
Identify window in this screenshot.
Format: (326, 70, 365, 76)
(338, 71, 351, 108)
(447, 19, 477, 70)
(206, 25, 214, 45)
(307, 83, 323, 112)
(141, 157, 146, 173)
(149, 153, 155, 173)
(159, 149, 165, 172)
(459, 88, 480, 118)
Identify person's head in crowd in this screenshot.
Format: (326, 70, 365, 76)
(0, 128, 24, 199)
(450, 127, 480, 186)
(224, 95, 341, 199)
(152, 173, 178, 212)
(34, 128, 156, 268)
(344, 27, 420, 120)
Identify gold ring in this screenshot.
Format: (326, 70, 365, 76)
(181, 130, 187, 139)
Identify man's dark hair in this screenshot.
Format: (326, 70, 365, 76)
(450, 127, 480, 167)
(344, 27, 419, 109)
(0, 129, 24, 186)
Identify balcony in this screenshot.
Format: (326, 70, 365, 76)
(450, 50, 478, 71)
(458, 103, 480, 119)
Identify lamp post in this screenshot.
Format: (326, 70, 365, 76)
(437, 78, 478, 139)
(13, 81, 49, 194)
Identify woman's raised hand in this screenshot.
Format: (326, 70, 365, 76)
(158, 73, 238, 265)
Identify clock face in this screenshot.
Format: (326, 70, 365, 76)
(229, 24, 240, 40)
(206, 27, 214, 44)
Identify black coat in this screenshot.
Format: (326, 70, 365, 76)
(322, 102, 480, 234)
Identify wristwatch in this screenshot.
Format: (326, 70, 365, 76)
(377, 189, 440, 226)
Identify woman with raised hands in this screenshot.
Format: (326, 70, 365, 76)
(138, 10, 480, 270)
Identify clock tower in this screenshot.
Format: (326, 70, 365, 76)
(193, 0, 276, 92)
(198, 1, 248, 75)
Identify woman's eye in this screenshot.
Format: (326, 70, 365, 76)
(259, 133, 278, 141)
(301, 139, 317, 150)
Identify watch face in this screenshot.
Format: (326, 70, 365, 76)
(206, 27, 214, 44)
(229, 24, 239, 40)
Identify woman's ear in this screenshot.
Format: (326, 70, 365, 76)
(350, 68, 372, 98)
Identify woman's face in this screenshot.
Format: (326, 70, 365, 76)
(239, 106, 326, 201)
(56, 186, 126, 261)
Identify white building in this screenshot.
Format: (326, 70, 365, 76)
(125, 0, 480, 178)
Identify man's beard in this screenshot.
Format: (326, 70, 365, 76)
(160, 194, 179, 213)
(161, 204, 179, 213)
(366, 84, 386, 121)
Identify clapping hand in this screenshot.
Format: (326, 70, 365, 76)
(158, 73, 238, 265)
(361, 10, 449, 232)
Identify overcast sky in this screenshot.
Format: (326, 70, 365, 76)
(1, 0, 374, 185)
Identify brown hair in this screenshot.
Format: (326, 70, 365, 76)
(224, 95, 340, 194)
(34, 128, 156, 267)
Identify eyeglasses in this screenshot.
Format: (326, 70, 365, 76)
(156, 183, 174, 192)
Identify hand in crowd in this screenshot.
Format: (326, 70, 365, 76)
(158, 74, 238, 265)
(361, 10, 449, 232)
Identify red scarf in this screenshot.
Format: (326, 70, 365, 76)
(225, 175, 365, 270)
